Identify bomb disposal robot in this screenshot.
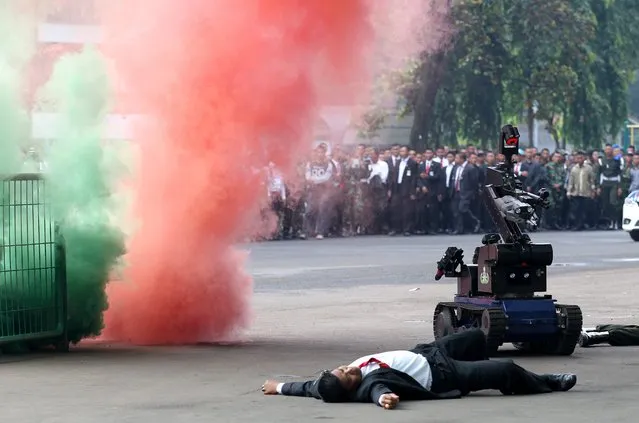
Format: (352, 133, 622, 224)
(432, 125, 583, 356)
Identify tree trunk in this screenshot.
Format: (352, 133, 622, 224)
(527, 102, 535, 148)
(410, 51, 448, 147)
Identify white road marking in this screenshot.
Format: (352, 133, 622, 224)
(601, 258, 639, 262)
(252, 264, 384, 277)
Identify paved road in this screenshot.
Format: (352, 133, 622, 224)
(247, 230, 639, 291)
(2, 230, 639, 423)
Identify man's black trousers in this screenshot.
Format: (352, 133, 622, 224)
(412, 330, 553, 396)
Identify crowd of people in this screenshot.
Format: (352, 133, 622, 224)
(261, 141, 639, 240)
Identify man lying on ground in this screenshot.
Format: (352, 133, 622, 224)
(261, 330, 577, 409)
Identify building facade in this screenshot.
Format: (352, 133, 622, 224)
(30, 4, 364, 145)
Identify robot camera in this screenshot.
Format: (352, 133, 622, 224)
(495, 195, 535, 224)
(499, 124, 520, 165)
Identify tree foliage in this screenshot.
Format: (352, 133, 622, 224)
(371, 0, 639, 150)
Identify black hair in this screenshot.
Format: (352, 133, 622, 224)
(315, 371, 351, 403)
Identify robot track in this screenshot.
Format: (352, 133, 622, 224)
(434, 302, 507, 356)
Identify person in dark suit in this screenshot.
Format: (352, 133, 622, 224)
(388, 145, 418, 236)
(262, 330, 577, 409)
(441, 151, 457, 233)
(384, 144, 401, 233)
(450, 152, 481, 234)
(417, 148, 444, 234)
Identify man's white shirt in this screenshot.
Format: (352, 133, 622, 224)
(433, 157, 449, 168)
(446, 164, 454, 188)
(398, 158, 409, 184)
(350, 350, 433, 392)
(368, 160, 389, 184)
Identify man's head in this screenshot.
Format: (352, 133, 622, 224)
(476, 152, 485, 165)
(604, 143, 613, 157)
(525, 148, 534, 161)
(575, 151, 585, 165)
(485, 151, 495, 165)
(390, 144, 400, 157)
(552, 152, 562, 163)
(370, 147, 380, 162)
(455, 152, 466, 166)
(424, 148, 434, 161)
(633, 154, 639, 167)
(399, 145, 409, 159)
(469, 153, 477, 165)
(313, 366, 362, 403)
(614, 145, 622, 158)
(436, 147, 445, 158)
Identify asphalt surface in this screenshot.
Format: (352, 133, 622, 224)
(247, 229, 639, 291)
(1, 230, 639, 423)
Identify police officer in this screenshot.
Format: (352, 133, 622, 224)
(598, 144, 623, 229)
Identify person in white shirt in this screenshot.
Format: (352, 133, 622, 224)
(364, 148, 389, 234)
(262, 330, 577, 409)
(366, 149, 389, 184)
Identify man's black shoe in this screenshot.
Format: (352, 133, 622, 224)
(578, 331, 609, 347)
(545, 374, 577, 392)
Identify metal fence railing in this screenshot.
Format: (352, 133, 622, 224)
(0, 173, 68, 351)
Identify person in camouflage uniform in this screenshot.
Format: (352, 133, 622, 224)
(544, 151, 567, 230)
(283, 160, 308, 239)
(343, 145, 368, 235)
(265, 162, 287, 240)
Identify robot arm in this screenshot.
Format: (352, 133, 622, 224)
(434, 247, 465, 280)
(483, 125, 550, 244)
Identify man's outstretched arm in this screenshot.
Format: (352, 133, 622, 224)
(262, 380, 321, 399)
(369, 383, 400, 409)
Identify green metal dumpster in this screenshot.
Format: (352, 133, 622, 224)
(0, 173, 68, 352)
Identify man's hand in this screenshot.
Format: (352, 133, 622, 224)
(262, 380, 279, 395)
(379, 393, 400, 409)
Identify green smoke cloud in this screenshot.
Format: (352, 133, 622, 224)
(40, 46, 127, 343)
(0, 3, 34, 173)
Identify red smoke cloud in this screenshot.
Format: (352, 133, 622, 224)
(99, 0, 375, 344)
